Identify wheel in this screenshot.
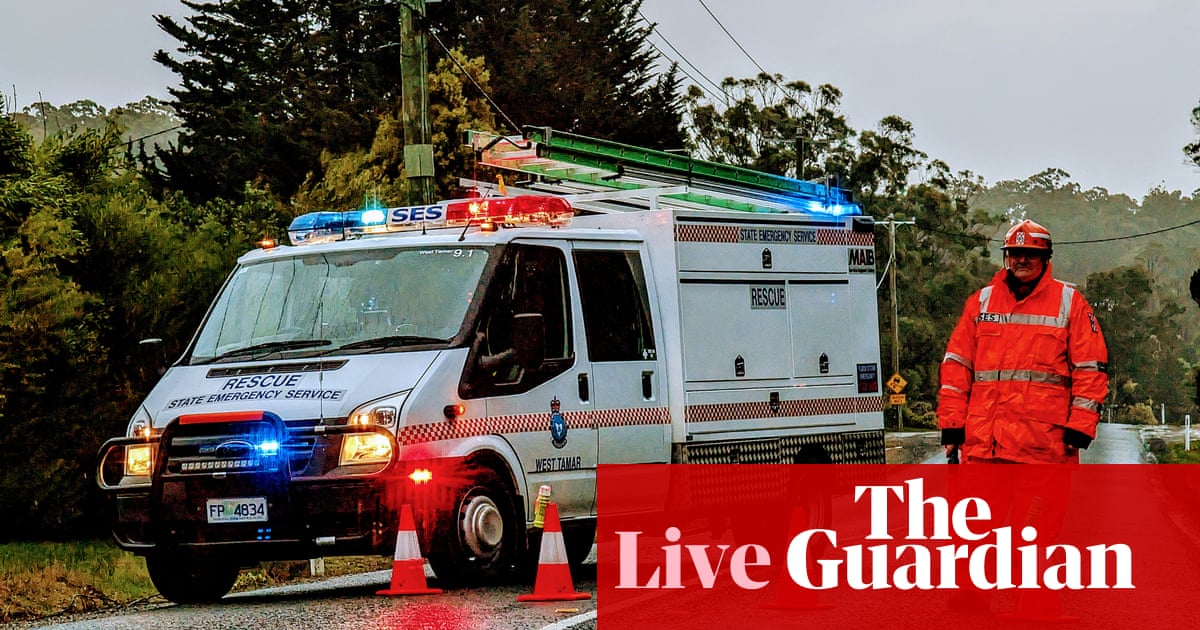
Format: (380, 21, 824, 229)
(426, 467, 520, 587)
(145, 551, 240, 604)
(563, 521, 597, 569)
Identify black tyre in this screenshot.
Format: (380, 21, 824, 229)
(426, 467, 520, 587)
(145, 551, 240, 604)
(563, 521, 597, 569)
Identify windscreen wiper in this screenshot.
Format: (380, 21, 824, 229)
(202, 339, 332, 363)
(336, 335, 449, 352)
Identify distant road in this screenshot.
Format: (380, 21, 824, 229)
(923, 423, 1143, 464)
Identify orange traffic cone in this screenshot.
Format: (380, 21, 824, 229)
(517, 502, 591, 602)
(998, 588, 1078, 623)
(377, 504, 442, 596)
(761, 504, 833, 610)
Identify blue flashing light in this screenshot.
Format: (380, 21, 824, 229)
(361, 208, 386, 225)
(287, 209, 378, 245)
(753, 187, 861, 217)
(257, 440, 280, 457)
(288, 211, 351, 245)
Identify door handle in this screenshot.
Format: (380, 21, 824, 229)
(578, 373, 589, 402)
(642, 370, 653, 400)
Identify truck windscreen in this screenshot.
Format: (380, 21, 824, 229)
(190, 246, 490, 364)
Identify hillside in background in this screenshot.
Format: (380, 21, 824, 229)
(9, 97, 180, 158)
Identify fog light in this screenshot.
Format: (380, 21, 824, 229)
(125, 444, 154, 477)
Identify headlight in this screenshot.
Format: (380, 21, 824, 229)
(125, 444, 155, 477)
(347, 391, 407, 428)
(339, 433, 393, 466)
(128, 408, 153, 439)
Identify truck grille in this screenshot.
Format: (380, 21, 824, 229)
(163, 417, 320, 477)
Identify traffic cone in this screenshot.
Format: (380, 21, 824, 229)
(377, 504, 443, 596)
(517, 502, 591, 602)
(998, 589, 1078, 623)
(761, 504, 833, 610)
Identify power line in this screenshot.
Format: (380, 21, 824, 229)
(427, 28, 523, 135)
(643, 38, 727, 105)
(125, 125, 183, 146)
(696, 0, 768, 76)
(917, 218, 1200, 246)
(637, 11, 727, 104)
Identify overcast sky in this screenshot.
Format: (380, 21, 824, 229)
(2, 0, 1198, 199)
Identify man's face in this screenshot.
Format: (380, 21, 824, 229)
(1004, 249, 1046, 283)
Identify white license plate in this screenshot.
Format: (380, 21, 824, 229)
(206, 497, 268, 523)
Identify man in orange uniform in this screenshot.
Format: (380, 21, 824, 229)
(938, 219, 1109, 463)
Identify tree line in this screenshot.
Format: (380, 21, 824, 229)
(2, 0, 1198, 539)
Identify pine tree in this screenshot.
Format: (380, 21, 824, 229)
(154, 0, 683, 203)
(428, 0, 683, 149)
(153, 0, 404, 202)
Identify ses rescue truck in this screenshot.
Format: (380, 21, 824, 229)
(96, 127, 886, 603)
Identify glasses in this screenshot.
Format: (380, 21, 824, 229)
(1004, 250, 1043, 260)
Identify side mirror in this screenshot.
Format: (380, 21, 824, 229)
(139, 338, 167, 377)
(512, 313, 545, 371)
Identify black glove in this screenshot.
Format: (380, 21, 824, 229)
(1063, 427, 1093, 449)
(941, 427, 965, 446)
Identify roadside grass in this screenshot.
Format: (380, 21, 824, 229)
(0, 542, 391, 623)
(1155, 442, 1200, 464)
(0, 540, 155, 623)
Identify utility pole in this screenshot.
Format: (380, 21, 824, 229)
(400, 0, 436, 205)
(884, 214, 916, 430)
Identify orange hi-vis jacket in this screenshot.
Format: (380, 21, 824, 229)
(937, 265, 1109, 463)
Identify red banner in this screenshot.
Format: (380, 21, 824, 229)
(597, 464, 1200, 628)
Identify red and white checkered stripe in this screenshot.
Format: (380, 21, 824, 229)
(675, 224, 874, 247)
(398, 407, 671, 446)
(685, 396, 883, 423)
(675, 224, 740, 243)
(594, 407, 670, 428)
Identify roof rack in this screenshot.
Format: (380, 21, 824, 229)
(467, 127, 860, 217)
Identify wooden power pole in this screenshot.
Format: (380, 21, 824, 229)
(884, 214, 915, 430)
(400, 0, 436, 206)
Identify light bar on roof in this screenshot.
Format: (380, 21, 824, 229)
(285, 196, 574, 246)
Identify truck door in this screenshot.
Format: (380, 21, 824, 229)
(572, 246, 668, 469)
(465, 242, 598, 520)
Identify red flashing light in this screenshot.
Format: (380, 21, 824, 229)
(444, 195, 573, 228)
(257, 237, 278, 249)
(409, 468, 433, 484)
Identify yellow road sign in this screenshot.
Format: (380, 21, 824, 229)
(889, 394, 907, 406)
(886, 373, 907, 393)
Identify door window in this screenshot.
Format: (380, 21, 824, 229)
(574, 250, 656, 362)
(463, 244, 573, 397)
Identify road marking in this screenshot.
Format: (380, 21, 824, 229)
(539, 608, 596, 630)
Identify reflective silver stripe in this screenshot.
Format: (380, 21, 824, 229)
(977, 283, 1074, 329)
(941, 384, 966, 395)
(1060, 285, 1075, 321)
(975, 369, 1070, 386)
(1072, 397, 1102, 412)
(943, 352, 972, 370)
(1006, 313, 1065, 327)
(979, 286, 993, 312)
(1072, 361, 1104, 371)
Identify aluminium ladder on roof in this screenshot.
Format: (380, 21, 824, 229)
(465, 127, 860, 217)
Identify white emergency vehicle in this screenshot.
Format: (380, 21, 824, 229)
(97, 127, 886, 603)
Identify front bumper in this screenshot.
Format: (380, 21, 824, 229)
(97, 413, 405, 560)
